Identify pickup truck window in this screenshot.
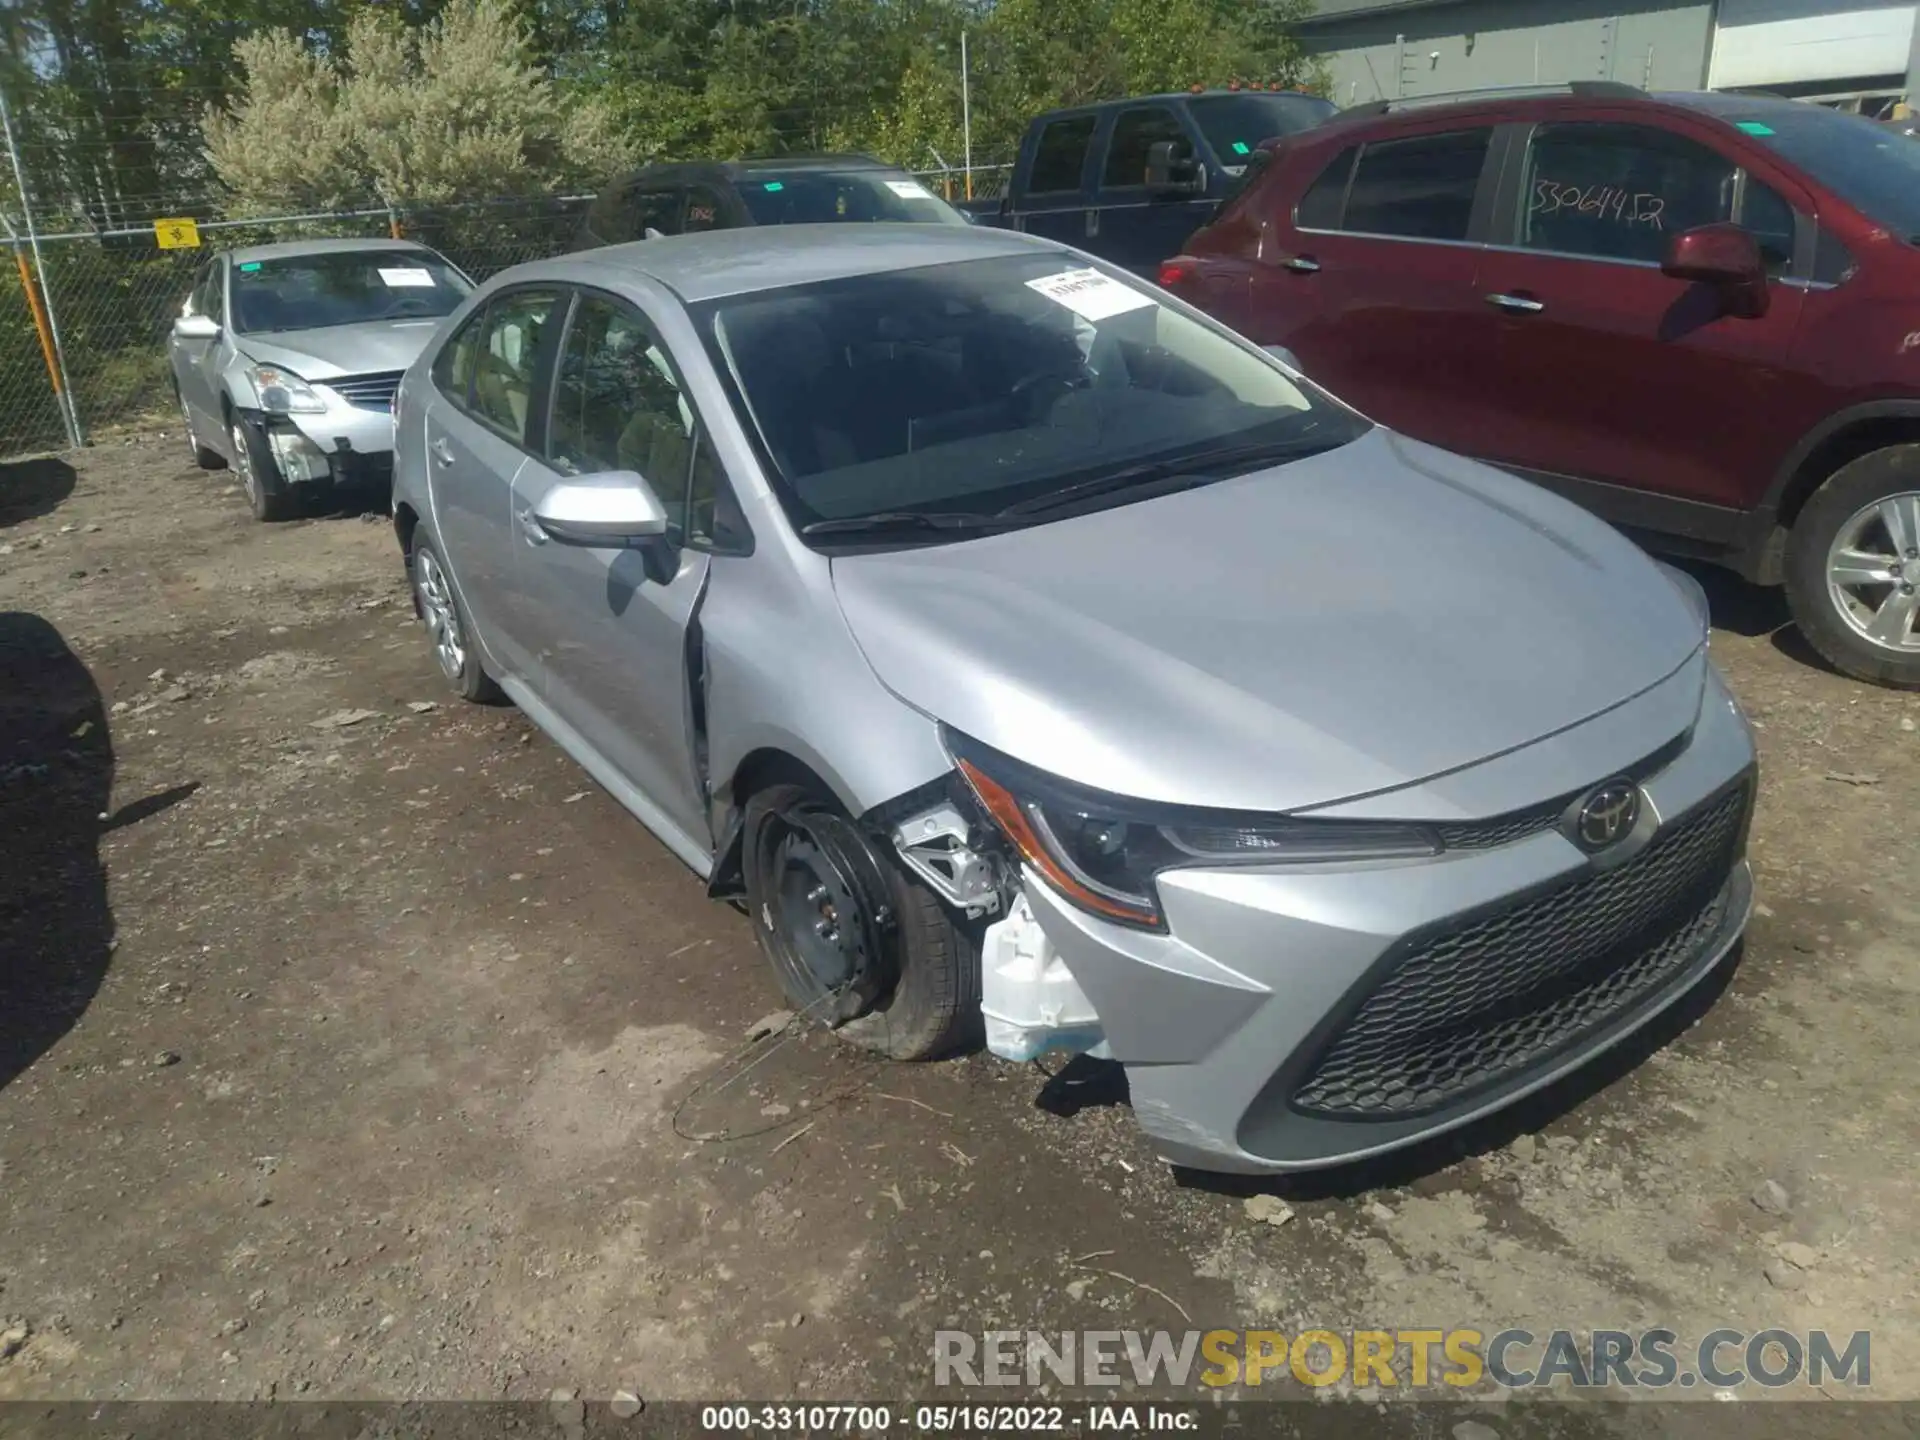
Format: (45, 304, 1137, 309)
(1103, 107, 1188, 189)
(1031, 116, 1098, 195)
(1345, 129, 1491, 242)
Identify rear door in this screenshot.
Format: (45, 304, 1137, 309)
(1014, 112, 1099, 248)
(422, 286, 563, 684)
(1091, 104, 1217, 276)
(1245, 122, 1499, 458)
(1467, 115, 1813, 516)
(511, 288, 728, 847)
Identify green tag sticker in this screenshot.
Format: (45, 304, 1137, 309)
(1232, 141, 1251, 155)
(1737, 121, 1775, 136)
(239, 261, 262, 271)
(763, 181, 785, 192)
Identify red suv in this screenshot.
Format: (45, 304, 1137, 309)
(1166, 83, 1920, 688)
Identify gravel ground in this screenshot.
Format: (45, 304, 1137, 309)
(1, 436, 1917, 1428)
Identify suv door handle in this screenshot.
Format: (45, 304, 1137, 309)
(1282, 255, 1321, 273)
(430, 437, 455, 467)
(1487, 292, 1545, 314)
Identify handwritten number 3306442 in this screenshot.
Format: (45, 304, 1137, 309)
(1531, 179, 1667, 229)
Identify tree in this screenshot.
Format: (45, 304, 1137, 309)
(201, 0, 634, 213)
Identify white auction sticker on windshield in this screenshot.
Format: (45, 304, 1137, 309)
(886, 179, 933, 199)
(378, 266, 436, 288)
(1026, 267, 1155, 322)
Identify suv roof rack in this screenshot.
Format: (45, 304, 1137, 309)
(1341, 80, 1642, 120)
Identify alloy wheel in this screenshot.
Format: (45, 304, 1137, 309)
(1825, 491, 1920, 653)
(413, 548, 467, 681)
(230, 421, 260, 511)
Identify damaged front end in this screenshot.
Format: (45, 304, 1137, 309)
(886, 787, 1108, 1066)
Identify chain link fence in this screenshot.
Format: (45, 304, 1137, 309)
(0, 162, 1014, 461)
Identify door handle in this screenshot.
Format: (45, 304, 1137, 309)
(1282, 256, 1321, 273)
(1486, 292, 1546, 314)
(516, 508, 549, 546)
(430, 437, 455, 467)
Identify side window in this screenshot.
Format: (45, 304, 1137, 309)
(1344, 129, 1491, 241)
(1101, 107, 1188, 189)
(1521, 123, 1734, 264)
(1813, 227, 1857, 286)
(548, 296, 695, 534)
(615, 185, 683, 242)
(188, 261, 223, 321)
(688, 431, 750, 551)
(431, 307, 487, 405)
(683, 184, 727, 234)
(1295, 146, 1357, 229)
(1029, 115, 1097, 195)
(1739, 177, 1798, 276)
(470, 289, 560, 445)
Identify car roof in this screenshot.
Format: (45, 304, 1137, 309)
(223, 237, 438, 266)
(603, 154, 905, 188)
(1036, 89, 1330, 119)
(533, 223, 1066, 303)
(1301, 85, 1817, 146)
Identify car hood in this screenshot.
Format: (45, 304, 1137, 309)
(236, 320, 447, 380)
(829, 429, 1705, 813)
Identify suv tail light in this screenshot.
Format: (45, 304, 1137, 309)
(1158, 257, 1199, 292)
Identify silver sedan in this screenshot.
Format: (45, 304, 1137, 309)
(389, 224, 1756, 1174)
(169, 238, 472, 520)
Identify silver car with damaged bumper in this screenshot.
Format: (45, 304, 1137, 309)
(389, 224, 1756, 1175)
(169, 238, 473, 521)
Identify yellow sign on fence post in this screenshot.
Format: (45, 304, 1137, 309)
(154, 218, 201, 250)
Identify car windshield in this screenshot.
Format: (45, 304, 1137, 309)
(230, 250, 472, 334)
(1188, 93, 1336, 163)
(1724, 104, 1920, 240)
(703, 252, 1367, 542)
(735, 170, 968, 226)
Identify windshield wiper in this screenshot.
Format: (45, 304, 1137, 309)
(994, 431, 1337, 520)
(800, 510, 1007, 538)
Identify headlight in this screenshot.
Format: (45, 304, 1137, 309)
(946, 731, 1439, 930)
(247, 364, 327, 414)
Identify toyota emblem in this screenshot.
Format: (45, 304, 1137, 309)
(1569, 781, 1641, 852)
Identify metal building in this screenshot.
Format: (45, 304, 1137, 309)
(1298, 0, 1920, 116)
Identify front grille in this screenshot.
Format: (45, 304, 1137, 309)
(1431, 729, 1692, 851)
(325, 371, 404, 412)
(1291, 780, 1750, 1120)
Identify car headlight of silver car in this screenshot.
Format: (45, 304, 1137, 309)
(247, 364, 328, 414)
(944, 730, 1440, 931)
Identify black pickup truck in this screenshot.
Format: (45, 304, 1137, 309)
(968, 89, 1334, 274)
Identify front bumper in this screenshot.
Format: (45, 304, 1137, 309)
(242, 386, 397, 487)
(1023, 662, 1757, 1174)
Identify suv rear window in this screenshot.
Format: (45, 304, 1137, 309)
(1342, 130, 1491, 241)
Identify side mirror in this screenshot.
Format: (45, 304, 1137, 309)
(173, 313, 220, 340)
(1662, 223, 1769, 319)
(1145, 140, 1205, 196)
(531, 471, 669, 546)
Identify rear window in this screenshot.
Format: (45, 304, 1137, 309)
(1343, 129, 1491, 241)
(231, 250, 471, 334)
(1030, 116, 1097, 194)
(1187, 93, 1336, 162)
(735, 170, 965, 226)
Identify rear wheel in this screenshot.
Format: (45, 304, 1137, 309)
(742, 783, 980, 1061)
(1785, 445, 1920, 689)
(410, 538, 504, 704)
(229, 413, 296, 522)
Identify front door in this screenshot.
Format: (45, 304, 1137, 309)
(513, 290, 712, 845)
(1091, 104, 1218, 277)
(173, 258, 227, 440)
(1017, 112, 1099, 249)
(425, 287, 563, 684)
(1466, 119, 1814, 514)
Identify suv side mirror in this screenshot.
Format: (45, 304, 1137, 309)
(531, 471, 669, 546)
(1146, 140, 1205, 196)
(1662, 223, 1770, 319)
(173, 313, 220, 340)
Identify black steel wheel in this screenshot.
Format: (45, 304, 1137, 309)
(742, 784, 981, 1060)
